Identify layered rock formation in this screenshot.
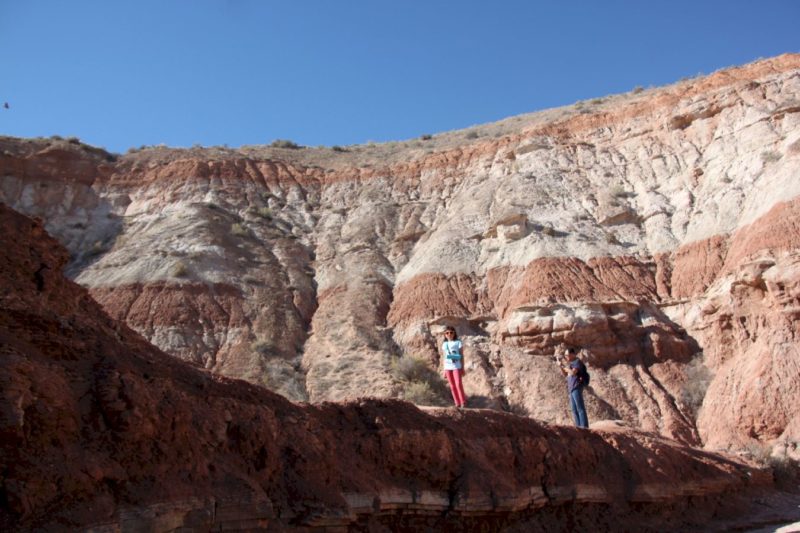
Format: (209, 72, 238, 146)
(2, 54, 800, 457)
(0, 204, 788, 531)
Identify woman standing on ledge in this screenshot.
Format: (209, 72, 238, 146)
(442, 326, 467, 408)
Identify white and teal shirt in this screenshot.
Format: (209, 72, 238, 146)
(442, 339, 464, 370)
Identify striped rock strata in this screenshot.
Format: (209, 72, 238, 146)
(1, 54, 800, 455)
(0, 206, 781, 530)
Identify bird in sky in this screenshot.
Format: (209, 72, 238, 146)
(2, 102, 9, 109)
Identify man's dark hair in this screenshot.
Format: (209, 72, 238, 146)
(565, 347, 576, 355)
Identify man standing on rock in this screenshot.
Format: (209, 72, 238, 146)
(558, 347, 589, 428)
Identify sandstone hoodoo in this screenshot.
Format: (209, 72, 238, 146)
(0, 204, 795, 531)
(1, 55, 799, 463)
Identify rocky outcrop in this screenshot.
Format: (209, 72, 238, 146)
(2, 54, 800, 455)
(0, 205, 788, 531)
(667, 198, 800, 454)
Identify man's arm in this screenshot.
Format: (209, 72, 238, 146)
(558, 359, 574, 376)
(561, 361, 579, 376)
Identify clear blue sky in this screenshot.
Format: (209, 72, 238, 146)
(2, 1, 798, 154)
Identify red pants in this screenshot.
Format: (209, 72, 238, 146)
(444, 369, 466, 406)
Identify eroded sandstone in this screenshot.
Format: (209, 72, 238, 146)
(2, 54, 800, 457)
(0, 205, 789, 531)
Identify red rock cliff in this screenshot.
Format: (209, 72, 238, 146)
(2, 54, 800, 457)
(0, 204, 785, 532)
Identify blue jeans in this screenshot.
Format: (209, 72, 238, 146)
(570, 387, 589, 428)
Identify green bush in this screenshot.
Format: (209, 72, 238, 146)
(87, 240, 105, 257)
(260, 357, 307, 402)
(251, 340, 273, 356)
(392, 355, 450, 407)
(392, 355, 430, 382)
(741, 443, 799, 488)
(403, 381, 439, 405)
(270, 139, 302, 149)
(746, 443, 768, 465)
(609, 185, 627, 198)
(768, 454, 799, 489)
(231, 223, 248, 236)
(681, 354, 712, 415)
(171, 261, 188, 277)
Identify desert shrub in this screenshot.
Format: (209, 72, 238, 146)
(87, 240, 105, 257)
(270, 139, 301, 149)
(403, 381, 439, 406)
(419, 134, 433, 141)
(768, 454, 799, 489)
(741, 441, 798, 488)
(331, 145, 348, 152)
(464, 131, 479, 139)
(251, 339, 273, 356)
(541, 225, 556, 237)
(597, 187, 623, 208)
(260, 357, 307, 402)
(605, 232, 620, 245)
(761, 150, 782, 163)
(392, 355, 450, 407)
(516, 142, 549, 156)
(632, 86, 644, 94)
(744, 442, 772, 465)
(231, 223, 248, 236)
(681, 354, 712, 415)
(392, 355, 430, 382)
(609, 185, 627, 198)
(255, 206, 272, 219)
(171, 261, 188, 277)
